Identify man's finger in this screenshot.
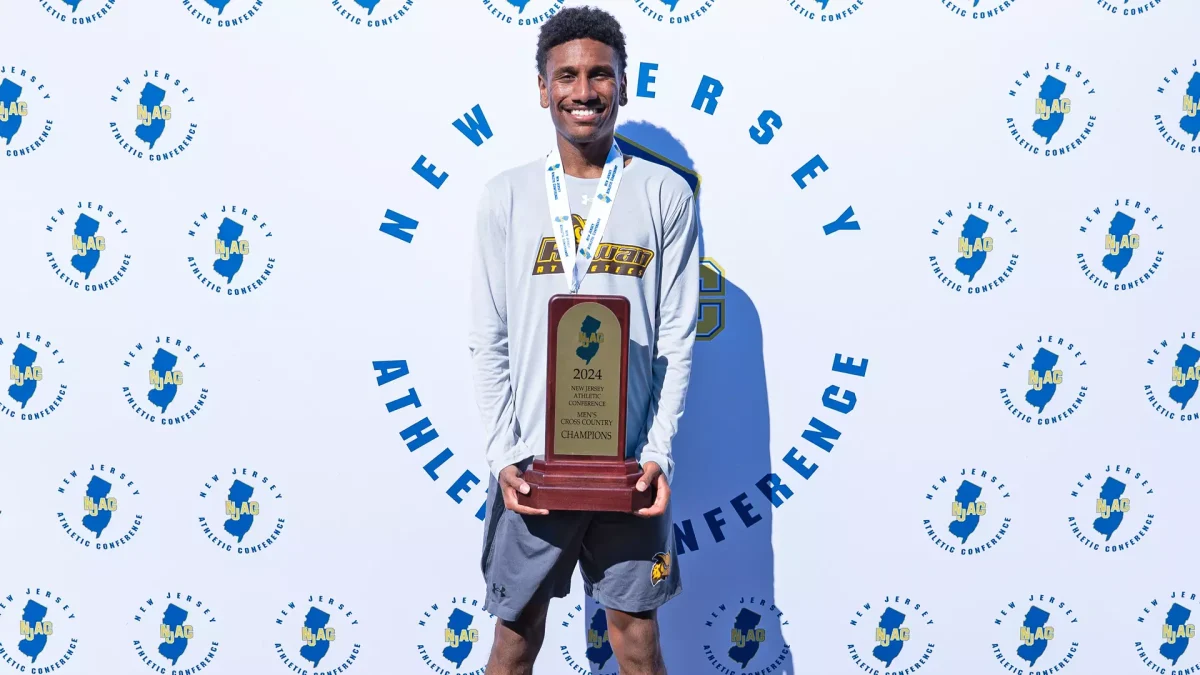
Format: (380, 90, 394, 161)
(502, 483, 549, 516)
(636, 476, 670, 518)
(637, 463, 661, 492)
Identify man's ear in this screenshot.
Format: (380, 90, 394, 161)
(619, 72, 629, 106)
(538, 73, 550, 109)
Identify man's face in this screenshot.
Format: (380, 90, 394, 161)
(539, 38, 626, 145)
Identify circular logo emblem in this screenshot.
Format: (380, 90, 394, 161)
(482, 0, 565, 26)
(553, 602, 616, 675)
(928, 201, 1020, 295)
(1096, 0, 1163, 16)
(1005, 62, 1097, 158)
(1067, 463, 1154, 553)
(58, 462, 142, 552)
(700, 596, 791, 673)
(187, 205, 277, 298)
(1145, 330, 1200, 421)
(181, 0, 266, 27)
(936, 0, 1017, 20)
(417, 597, 492, 674)
(847, 596, 937, 672)
(780, 0, 866, 22)
(36, 0, 118, 25)
(44, 201, 132, 293)
(120, 335, 209, 426)
(275, 595, 362, 674)
(130, 592, 222, 673)
(1, 330, 68, 423)
(108, 70, 198, 162)
(1076, 199, 1164, 293)
(0, 66, 53, 158)
(197, 468, 287, 555)
(631, 0, 717, 25)
(329, 0, 415, 27)
(1135, 591, 1199, 672)
(923, 467, 1012, 557)
(991, 595, 1080, 673)
(999, 335, 1089, 426)
(1153, 58, 1200, 154)
(0, 588, 80, 672)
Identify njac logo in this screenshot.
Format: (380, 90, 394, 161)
(328, 0, 414, 27)
(417, 596, 492, 675)
(700, 597, 790, 673)
(780, 0, 867, 23)
(44, 201, 132, 294)
(1136, 591, 1199, 673)
(275, 595, 362, 674)
(1096, 0, 1163, 16)
(0, 66, 53, 158)
(937, 0, 1019, 20)
(632, 0, 717, 25)
(37, 0, 117, 25)
(197, 467, 287, 555)
(922, 467, 1012, 558)
(991, 595, 1080, 673)
(0, 588, 80, 672)
(187, 205, 277, 298)
(481, 0, 564, 26)
(846, 596, 937, 673)
(180, 0, 265, 27)
(1077, 199, 1164, 293)
(108, 70, 198, 163)
(120, 336, 209, 426)
(1067, 464, 1154, 554)
(555, 603, 616, 675)
(928, 201, 1019, 296)
(57, 463, 142, 552)
(1006, 62, 1098, 159)
(999, 335, 1088, 426)
(130, 592, 221, 674)
(0, 330, 68, 423)
(1153, 58, 1200, 154)
(1145, 331, 1200, 422)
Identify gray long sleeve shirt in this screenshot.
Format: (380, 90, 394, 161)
(468, 153, 699, 485)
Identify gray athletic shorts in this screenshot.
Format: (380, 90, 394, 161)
(480, 471, 682, 622)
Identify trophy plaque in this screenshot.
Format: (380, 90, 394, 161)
(517, 294, 655, 512)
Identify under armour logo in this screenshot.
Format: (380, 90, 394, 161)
(581, 194, 591, 206)
(492, 583, 506, 598)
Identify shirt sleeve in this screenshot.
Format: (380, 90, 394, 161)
(467, 181, 533, 480)
(637, 189, 700, 485)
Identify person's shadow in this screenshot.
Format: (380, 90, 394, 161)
(574, 122, 790, 674)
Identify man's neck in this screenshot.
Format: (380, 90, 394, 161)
(557, 132, 614, 179)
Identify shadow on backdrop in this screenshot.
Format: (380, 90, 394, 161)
(571, 121, 791, 674)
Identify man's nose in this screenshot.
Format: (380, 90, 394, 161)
(571, 77, 598, 102)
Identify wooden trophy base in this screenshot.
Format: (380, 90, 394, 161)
(517, 458, 655, 512)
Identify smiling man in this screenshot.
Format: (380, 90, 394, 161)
(466, 6, 699, 675)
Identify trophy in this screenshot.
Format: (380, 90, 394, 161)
(517, 294, 655, 512)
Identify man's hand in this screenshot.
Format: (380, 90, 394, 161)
(634, 461, 670, 518)
(499, 464, 549, 516)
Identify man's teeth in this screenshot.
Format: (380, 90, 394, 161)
(570, 109, 600, 116)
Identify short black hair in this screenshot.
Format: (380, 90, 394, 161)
(536, 6, 628, 77)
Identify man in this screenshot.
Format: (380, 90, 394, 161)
(467, 6, 699, 675)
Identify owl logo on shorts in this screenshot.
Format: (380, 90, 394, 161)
(650, 553, 671, 586)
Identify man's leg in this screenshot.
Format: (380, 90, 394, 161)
(486, 599, 550, 675)
(607, 607, 667, 675)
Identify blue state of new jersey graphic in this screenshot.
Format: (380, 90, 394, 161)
(999, 335, 1089, 426)
(197, 467, 288, 555)
(417, 596, 491, 674)
(329, 0, 415, 27)
(1076, 200, 1165, 293)
(44, 201, 133, 293)
(1095, 0, 1163, 16)
(180, 0, 266, 27)
(0, 588, 80, 672)
(992, 595, 1080, 673)
(0, 330, 68, 423)
(1153, 58, 1200, 153)
(554, 602, 617, 675)
(480, 0, 566, 26)
(0, 65, 53, 158)
(923, 467, 1013, 558)
(130, 592, 221, 673)
(779, 0, 866, 23)
(1136, 591, 1200, 673)
(1145, 331, 1200, 422)
(187, 205, 278, 298)
(120, 335, 210, 426)
(936, 0, 1020, 20)
(928, 201, 1020, 295)
(701, 596, 790, 673)
(847, 596, 937, 673)
(36, 0, 119, 25)
(57, 463, 143, 551)
(107, 69, 198, 162)
(630, 0, 718, 24)
(1005, 62, 1098, 158)
(1067, 464, 1154, 553)
(276, 595, 362, 674)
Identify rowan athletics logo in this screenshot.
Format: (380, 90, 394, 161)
(44, 201, 132, 293)
(922, 467, 1012, 558)
(328, 0, 414, 27)
(532, 214, 653, 279)
(480, 0, 564, 26)
(197, 467, 287, 555)
(1005, 62, 1097, 158)
(1145, 331, 1200, 422)
(57, 462, 142, 552)
(1067, 464, 1154, 553)
(108, 69, 198, 162)
(275, 595, 362, 673)
(0, 588, 80, 672)
(631, 0, 718, 25)
(130, 592, 221, 673)
(1135, 591, 1199, 673)
(928, 201, 1020, 295)
(991, 595, 1080, 673)
(0, 66, 53, 158)
(417, 596, 491, 674)
(120, 335, 209, 426)
(650, 553, 670, 586)
(556, 603, 616, 675)
(779, 0, 866, 23)
(187, 204, 277, 298)
(999, 335, 1088, 426)
(1076, 199, 1164, 293)
(1153, 58, 1200, 153)
(1, 330, 68, 423)
(701, 596, 790, 673)
(847, 596, 936, 673)
(180, 0, 265, 27)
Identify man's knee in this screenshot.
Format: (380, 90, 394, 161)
(488, 601, 550, 670)
(607, 608, 666, 674)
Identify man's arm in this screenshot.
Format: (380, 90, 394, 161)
(638, 190, 700, 486)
